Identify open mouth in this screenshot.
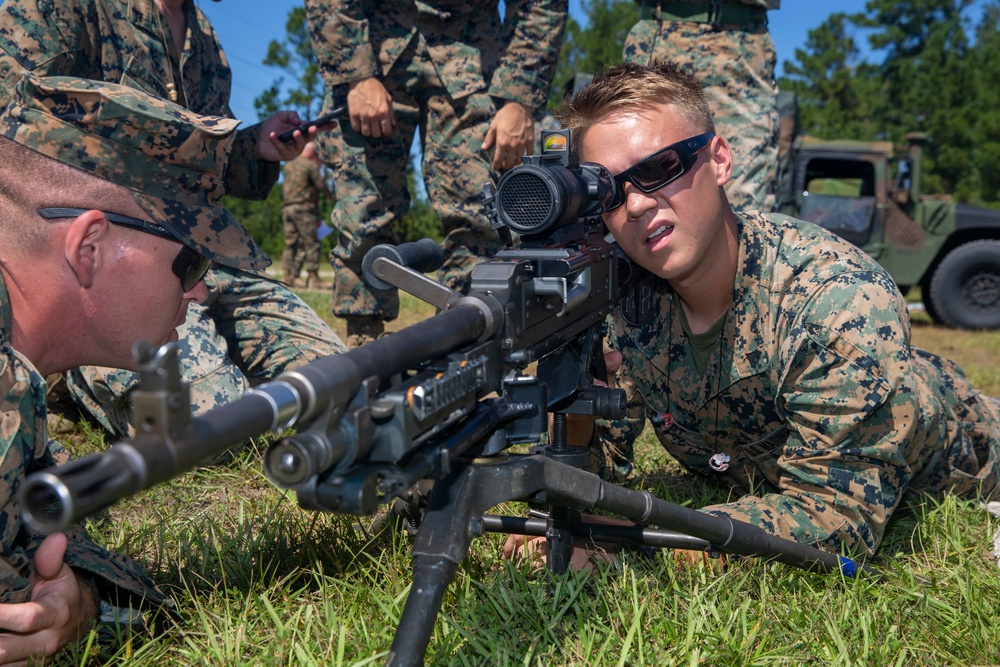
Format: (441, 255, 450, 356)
(645, 224, 673, 246)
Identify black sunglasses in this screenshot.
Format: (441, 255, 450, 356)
(605, 132, 715, 212)
(38, 207, 212, 291)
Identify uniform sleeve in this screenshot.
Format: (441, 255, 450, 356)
(1, 406, 164, 613)
(313, 162, 333, 201)
(700, 271, 915, 557)
(305, 161, 321, 201)
(486, 0, 568, 109)
(223, 124, 280, 200)
(0, 0, 89, 106)
(305, 0, 380, 87)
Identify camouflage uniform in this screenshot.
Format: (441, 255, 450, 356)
(624, 0, 780, 212)
(0, 73, 272, 628)
(305, 0, 567, 321)
(0, 0, 346, 438)
(600, 211, 1000, 557)
(282, 153, 331, 278)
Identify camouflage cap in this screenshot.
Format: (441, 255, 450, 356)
(0, 73, 269, 271)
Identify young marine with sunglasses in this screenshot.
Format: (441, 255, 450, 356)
(507, 62, 1000, 569)
(0, 74, 270, 662)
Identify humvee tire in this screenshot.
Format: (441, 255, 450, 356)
(927, 239, 1000, 329)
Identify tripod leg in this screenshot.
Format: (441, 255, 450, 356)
(387, 556, 457, 667)
(385, 463, 498, 666)
(545, 506, 573, 574)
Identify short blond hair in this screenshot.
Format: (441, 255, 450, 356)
(557, 61, 715, 149)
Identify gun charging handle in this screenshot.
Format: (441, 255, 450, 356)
(362, 239, 444, 291)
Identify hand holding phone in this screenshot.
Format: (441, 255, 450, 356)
(277, 106, 346, 143)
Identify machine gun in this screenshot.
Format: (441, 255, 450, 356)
(20, 130, 876, 666)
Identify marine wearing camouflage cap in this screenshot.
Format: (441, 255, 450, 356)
(0, 0, 344, 445)
(0, 72, 269, 271)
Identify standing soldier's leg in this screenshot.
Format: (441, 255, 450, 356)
(624, 20, 778, 213)
(303, 209, 327, 289)
(282, 206, 305, 286)
(423, 88, 501, 294)
(315, 86, 417, 347)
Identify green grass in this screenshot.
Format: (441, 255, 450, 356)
(50, 292, 1000, 666)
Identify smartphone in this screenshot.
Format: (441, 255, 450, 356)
(277, 106, 346, 143)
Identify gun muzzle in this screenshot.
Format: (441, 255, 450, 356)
(20, 444, 149, 534)
(20, 389, 297, 534)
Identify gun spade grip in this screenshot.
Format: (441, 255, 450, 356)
(362, 239, 444, 290)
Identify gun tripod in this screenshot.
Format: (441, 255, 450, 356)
(383, 416, 874, 667)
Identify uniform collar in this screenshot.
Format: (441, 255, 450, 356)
(127, 0, 197, 44)
(726, 214, 773, 379)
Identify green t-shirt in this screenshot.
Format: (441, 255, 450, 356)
(677, 306, 726, 377)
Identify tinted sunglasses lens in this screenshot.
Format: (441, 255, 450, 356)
(605, 185, 625, 212)
(631, 149, 684, 191)
(172, 245, 211, 291)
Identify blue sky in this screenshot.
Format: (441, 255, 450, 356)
(202, 1, 879, 125)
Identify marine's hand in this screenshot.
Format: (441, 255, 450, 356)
(501, 514, 629, 574)
(482, 101, 533, 172)
(260, 111, 314, 161)
(347, 77, 395, 138)
(0, 533, 98, 665)
(670, 548, 727, 572)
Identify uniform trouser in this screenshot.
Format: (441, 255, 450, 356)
(281, 204, 323, 275)
(624, 20, 779, 213)
(315, 35, 502, 321)
(63, 265, 346, 440)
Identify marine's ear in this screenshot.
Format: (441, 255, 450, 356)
(709, 135, 733, 187)
(63, 210, 112, 289)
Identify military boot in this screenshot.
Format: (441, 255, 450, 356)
(345, 316, 384, 349)
(306, 270, 329, 289)
(283, 270, 306, 288)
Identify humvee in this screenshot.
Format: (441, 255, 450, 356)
(776, 93, 1000, 329)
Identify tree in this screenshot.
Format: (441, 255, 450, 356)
(549, 0, 640, 109)
(965, 2, 1000, 202)
(858, 0, 977, 193)
(222, 188, 286, 260)
(254, 6, 324, 121)
(779, 13, 887, 141)
(778, 0, 1000, 205)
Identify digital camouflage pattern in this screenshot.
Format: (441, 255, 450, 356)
(599, 212, 1000, 557)
(624, 0, 779, 212)
(282, 153, 331, 277)
(0, 0, 348, 432)
(0, 72, 268, 271)
(306, 0, 567, 317)
(66, 265, 348, 440)
(0, 277, 165, 621)
(283, 206, 324, 276)
(0, 0, 279, 200)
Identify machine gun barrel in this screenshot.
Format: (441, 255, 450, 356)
(20, 303, 494, 534)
